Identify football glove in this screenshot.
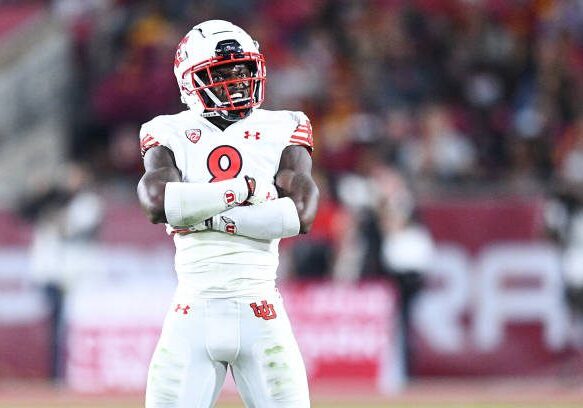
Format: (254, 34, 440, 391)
(183, 221, 209, 232)
(206, 214, 238, 235)
(244, 176, 278, 205)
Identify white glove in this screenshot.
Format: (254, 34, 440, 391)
(183, 221, 209, 232)
(244, 176, 278, 205)
(208, 214, 238, 235)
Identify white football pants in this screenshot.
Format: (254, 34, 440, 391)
(145, 288, 310, 408)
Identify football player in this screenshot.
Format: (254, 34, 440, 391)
(137, 20, 319, 407)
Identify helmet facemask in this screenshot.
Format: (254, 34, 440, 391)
(180, 40, 266, 122)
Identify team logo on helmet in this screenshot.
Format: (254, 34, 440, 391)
(185, 129, 201, 144)
(174, 35, 190, 68)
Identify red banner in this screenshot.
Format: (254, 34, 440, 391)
(412, 197, 583, 376)
(281, 282, 398, 382)
(64, 280, 401, 393)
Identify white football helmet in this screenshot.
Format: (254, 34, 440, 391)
(173, 20, 266, 121)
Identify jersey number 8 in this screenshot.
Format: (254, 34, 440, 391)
(207, 145, 243, 182)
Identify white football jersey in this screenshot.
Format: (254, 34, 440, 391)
(139, 108, 313, 296)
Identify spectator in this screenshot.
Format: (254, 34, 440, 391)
(20, 162, 103, 380)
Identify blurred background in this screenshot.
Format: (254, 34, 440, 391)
(2, 0, 583, 406)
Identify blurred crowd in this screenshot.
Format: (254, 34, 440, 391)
(51, 0, 583, 186)
(38, 0, 583, 280)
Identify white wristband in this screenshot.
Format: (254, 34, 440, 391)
(164, 178, 249, 226)
(210, 197, 300, 240)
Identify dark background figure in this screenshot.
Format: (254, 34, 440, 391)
(19, 163, 103, 380)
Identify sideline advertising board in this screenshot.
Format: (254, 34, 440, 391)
(64, 278, 400, 393)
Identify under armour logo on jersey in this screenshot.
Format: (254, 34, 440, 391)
(250, 300, 277, 320)
(244, 130, 260, 140)
(185, 128, 201, 144)
(174, 304, 190, 315)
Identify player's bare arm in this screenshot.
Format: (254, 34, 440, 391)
(137, 146, 181, 224)
(275, 145, 320, 234)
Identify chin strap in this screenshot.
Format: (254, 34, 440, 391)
(201, 109, 249, 122)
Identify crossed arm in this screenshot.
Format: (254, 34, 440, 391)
(274, 145, 319, 234)
(137, 146, 181, 224)
(137, 145, 319, 237)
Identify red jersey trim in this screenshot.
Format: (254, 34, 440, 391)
(288, 120, 314, 152)
(140, 134, 161, 157)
